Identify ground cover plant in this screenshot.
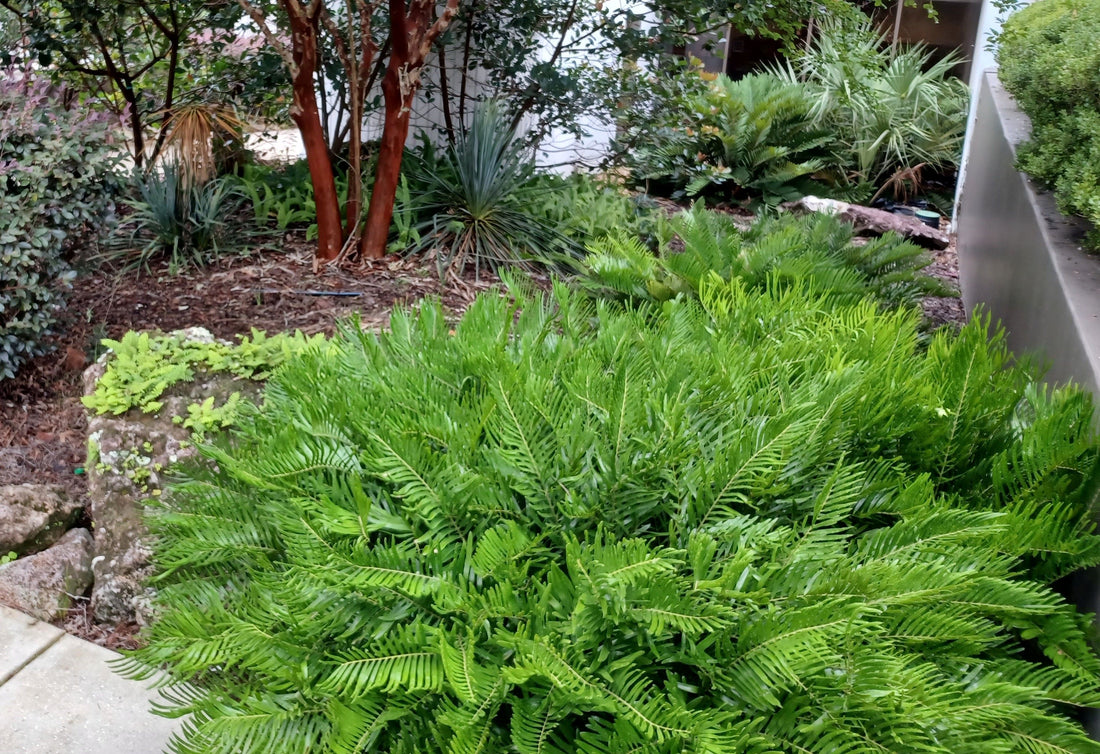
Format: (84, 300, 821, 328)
(582, 207, 951, 309)
(122, 210, 1100, 752)
(998, 0, 1100, 247)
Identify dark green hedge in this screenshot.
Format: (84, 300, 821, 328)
(999, 0, 1100, 245)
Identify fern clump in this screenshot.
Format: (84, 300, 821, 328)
(123, 278, 1100, 753)
(583, 206, 952, 310)
(83, 328, 327, 416)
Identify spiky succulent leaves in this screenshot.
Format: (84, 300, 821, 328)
(408, 103, 579, 278)
(583, 206, 948, 309)
(124, 282, 1100, 753)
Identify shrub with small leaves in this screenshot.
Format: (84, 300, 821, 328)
(999, 0, 1100, 246)
(0, 76, 122, 380)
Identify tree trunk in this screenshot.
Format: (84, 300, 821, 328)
(360, 60, 413, 260)
(287, 7, 343, 262)
(126, 92, 146, 169)
(360, 0, 460, 261)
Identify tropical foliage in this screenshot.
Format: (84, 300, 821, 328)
(527, 173, 662, 248)
(233, 161, 354, 241)
(123, 215, 1100, 752)
(0, 76, 122, 381)
(998, 0, 1100, 246)
(620, 72, 833, 206)
(582, 207, 952, 308)
(773, 18, 969, 196)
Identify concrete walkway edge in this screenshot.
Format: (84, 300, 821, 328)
(0, 605, 182, 754)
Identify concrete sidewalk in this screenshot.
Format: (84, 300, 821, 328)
(0, 605, 181, 754)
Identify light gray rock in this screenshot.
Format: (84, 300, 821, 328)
(0, 484, 83, 557)
(0, 528, 94, 622)
(83, 329, 260, 625)
(783, 196, 951, 250)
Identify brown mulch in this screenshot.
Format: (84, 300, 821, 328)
(60, 598, 143, 652)
(0, 234, 509, 644)
(1, 233, 504, 489)
(921, 234, 967, 331)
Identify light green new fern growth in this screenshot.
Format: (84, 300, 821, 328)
(119, 270, 1100, 753)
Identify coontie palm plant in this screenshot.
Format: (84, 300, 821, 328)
(122, 258, 1100, 753)
(621, 73, 835, 207)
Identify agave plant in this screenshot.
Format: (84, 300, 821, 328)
(407, 103, 579, 278)
(772, 17, 969, 192)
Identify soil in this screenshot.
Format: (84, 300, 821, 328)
(0, 223, 965, 649)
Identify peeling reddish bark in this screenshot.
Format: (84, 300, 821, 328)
(361, 0, 460, 260)
(286, 4, 343, 262)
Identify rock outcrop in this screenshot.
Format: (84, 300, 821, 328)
(0, 528, 94, 621)
(0, 484, 83, 557)
(83, 328, 260, 625)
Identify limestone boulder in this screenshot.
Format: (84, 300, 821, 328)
(0, 528, 94, 622)
(783, 196, 951, 249)
(84, 329, 261, 625)
(0, 484, 83, 557)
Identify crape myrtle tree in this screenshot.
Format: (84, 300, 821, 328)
(231, 0, 459, 264)
(360, 0, 460, 260)
(234, 0, 376, 264)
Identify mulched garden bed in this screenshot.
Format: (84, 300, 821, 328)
(0, 225, 964, 648)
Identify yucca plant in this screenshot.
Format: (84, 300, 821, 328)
(407, 103, 580, 278)
(582, 205, 952, 309)
(157, 102, 246, 189)
(107, 162, 248, 271)
(122, 251, 1100, 752)
(773, 17, 969, 193)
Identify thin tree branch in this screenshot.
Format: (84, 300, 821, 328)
(234, 0, 296, 76)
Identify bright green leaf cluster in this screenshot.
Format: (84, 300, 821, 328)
(582, 206, 952, 310)
(178, 393, 243, 442)
(82, 329, 327, 417)
(619, 71, 833, 207)
(123, 262, 1100, 752)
